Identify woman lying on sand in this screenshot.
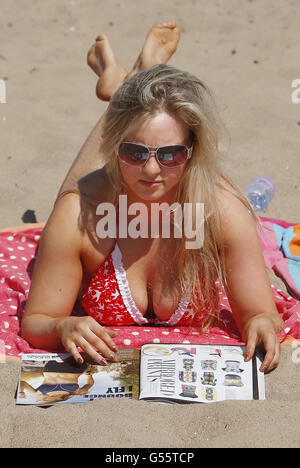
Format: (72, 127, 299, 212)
(21, 22, 283, 372)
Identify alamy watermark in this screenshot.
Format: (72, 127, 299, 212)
(291, 340, 300, 365)
(95, 195, 205, 249)
(0, 79, 6, 104)
(0, 339, 6, 363)
(291, 79, 300, 104)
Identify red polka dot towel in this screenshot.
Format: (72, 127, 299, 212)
(0, 223, 299, 361)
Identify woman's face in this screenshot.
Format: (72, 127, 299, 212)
(119, 111, 192, 204)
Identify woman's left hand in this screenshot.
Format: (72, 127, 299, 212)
(244, 314, 284, 373)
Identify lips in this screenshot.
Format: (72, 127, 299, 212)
(139, 179, 163, 185)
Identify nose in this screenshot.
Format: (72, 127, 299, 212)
(142, 151, 161, 174)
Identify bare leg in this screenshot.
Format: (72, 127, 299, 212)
(56, 22, 180, 202)
(56, 112, 107, 202)
(19, 381, 38, 396)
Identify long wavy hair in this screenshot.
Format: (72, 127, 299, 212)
(100, 64, 260, 330)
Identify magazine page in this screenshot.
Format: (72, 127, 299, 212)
(139, 344, 265, 403)
(16, 349, 140, 406)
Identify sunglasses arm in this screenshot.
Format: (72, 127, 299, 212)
(187, 145, 194, 159)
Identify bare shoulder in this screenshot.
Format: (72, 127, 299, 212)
(215, 184, 258, 248)
(216, 185, 250, 218)
(52, 191, 81, 217)
(42, 192, 83, 252)
(48, 192, 81, 228)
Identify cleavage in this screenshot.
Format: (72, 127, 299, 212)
(116, 240, 179, 320)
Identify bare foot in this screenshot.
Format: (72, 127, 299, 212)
(87, 23, 180, 101)
(87, 34, 127, 101)
(127, 22, 180, 78)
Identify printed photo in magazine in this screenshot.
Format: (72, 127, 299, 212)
(16, 349, 140, 406)
(16, 344, 265, 406)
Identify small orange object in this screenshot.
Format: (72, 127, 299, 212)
(290, 225, 300, 256)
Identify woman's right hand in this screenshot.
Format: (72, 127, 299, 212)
(56, 316, 119, 365)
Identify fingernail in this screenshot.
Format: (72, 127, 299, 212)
(100, 358, 107, 365)
(260, 366, 267, 372)
(77, 357, 84, 364)
(245, 354, 249, 361)
(110, 354, 116, 361)
(112, 346, 118, 352)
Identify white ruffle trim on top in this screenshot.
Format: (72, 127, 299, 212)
(111, 242, 192, 326)
(111, 243, 148, 325)
(155, 295, 192, 326)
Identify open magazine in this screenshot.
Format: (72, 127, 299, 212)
(16, 344, 265, 406)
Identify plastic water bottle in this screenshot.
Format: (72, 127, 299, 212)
(246, 176, 275, 212)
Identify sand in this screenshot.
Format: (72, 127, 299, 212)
(0, 0, 299, 448)
(0, 346, 299, 448)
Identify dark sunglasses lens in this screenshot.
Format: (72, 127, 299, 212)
(119, 143, 149, 165)
(157, 145, 188, 167)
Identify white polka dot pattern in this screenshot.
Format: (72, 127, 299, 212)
(0, 224, 299, 360)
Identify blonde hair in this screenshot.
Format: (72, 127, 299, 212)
(100, 64, 260, 330)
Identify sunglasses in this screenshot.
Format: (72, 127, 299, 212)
(118, 142, 193, 168)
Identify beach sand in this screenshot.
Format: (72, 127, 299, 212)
(1, 346, 299, 448)
(0, 0, 299, 448)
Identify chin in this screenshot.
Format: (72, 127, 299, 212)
(136, 186, 170, 201)
(126, 181, 178, 204)
(137, 192, 164, 203)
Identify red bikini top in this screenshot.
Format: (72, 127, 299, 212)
(81, 238, 203, 327)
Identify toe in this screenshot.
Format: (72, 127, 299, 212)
(95, 34, 107, 42)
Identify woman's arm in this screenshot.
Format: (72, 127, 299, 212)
(219, 191, 283, 372)
(21, 193, 118, 363)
